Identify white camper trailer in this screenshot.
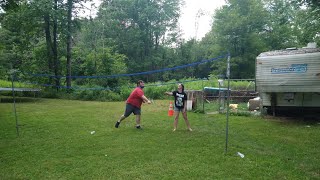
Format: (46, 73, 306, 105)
(256, 46, 320, 115)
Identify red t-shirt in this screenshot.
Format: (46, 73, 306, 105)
(126, 87, 144, 108)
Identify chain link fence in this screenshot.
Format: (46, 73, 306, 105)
(190, 79, 260, 114)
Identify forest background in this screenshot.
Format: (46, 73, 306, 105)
(0, 0, 319, 100)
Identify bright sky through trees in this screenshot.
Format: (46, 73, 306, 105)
(82, 0, 226, 40)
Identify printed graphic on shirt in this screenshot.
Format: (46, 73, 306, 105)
(173, 91, 187, 108)
(176, 94, 184, 106)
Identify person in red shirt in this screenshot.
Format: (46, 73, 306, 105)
(115, 80, 151, 129)
(165, 83, 192, 132)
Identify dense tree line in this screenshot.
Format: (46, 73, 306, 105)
(200, 0, 319, 78)
(0, 0, 319, 90)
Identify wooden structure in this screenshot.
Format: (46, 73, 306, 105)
(184, 90, 204, 111)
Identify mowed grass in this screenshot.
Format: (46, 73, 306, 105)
(0, 97, 319, 179)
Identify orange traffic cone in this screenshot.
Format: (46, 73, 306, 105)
(168, 102, 174, 116)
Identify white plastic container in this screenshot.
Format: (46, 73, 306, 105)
(186, 100, 193, 111)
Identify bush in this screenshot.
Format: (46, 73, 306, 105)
(99, 90, 122, 101)
(144, 86, 166, 99)
(40, 88, 63, 99)
(1, 78, 256, 102)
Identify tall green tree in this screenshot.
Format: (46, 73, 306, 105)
(96, 0, 182, 81)
(0, 0, 90, 89)
(200, 0, 319, 79)
(263, 0, 301, 49)
(72, 18, 128, 88)
(66, 0, 73, 89)
(0, 1, 42, 77)
(64, 0, 94, 89)
(290, 0, 320, 45)
(206, 0, 269, 78)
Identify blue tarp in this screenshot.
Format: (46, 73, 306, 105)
(203, 87, 229, 96)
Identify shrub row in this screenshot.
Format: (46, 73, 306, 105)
(1, 78, 255, 102)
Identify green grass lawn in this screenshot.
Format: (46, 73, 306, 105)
(0, 97, 319, 179)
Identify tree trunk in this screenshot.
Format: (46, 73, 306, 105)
(66, 0, 73, 91)
(53, 0, 60, 91)
(43, 14, 53, 85)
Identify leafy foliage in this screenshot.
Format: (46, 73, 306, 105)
(0, 0, 319, 95)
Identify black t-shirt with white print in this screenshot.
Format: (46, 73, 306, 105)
(172, 91, 187, 109)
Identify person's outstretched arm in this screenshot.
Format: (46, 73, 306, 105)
(165, 92, 173, 96)
(142, 95, 151, 104)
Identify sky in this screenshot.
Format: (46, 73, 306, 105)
(83, 0, 226, 40)
(179, 0, 226, 40)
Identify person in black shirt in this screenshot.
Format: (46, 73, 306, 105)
(165, 83, 192, 132)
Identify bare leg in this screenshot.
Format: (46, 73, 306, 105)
(173, 111, 179, 131)
(135, 115, 141, 126)
(182, 111, 192, 131)
(115, 114, 127, 128)
(118, 115, 126, 122)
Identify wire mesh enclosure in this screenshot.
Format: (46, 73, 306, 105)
(192, 79, 260, 114)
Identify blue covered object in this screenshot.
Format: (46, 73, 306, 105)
(203, 87, 229, 96)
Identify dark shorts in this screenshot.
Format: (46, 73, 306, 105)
(124, 103, 141, 117)
(174, 106, 185, 112)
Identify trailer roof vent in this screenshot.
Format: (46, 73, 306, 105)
(307, 42, 317, 48)
(286, 47, 297, 50)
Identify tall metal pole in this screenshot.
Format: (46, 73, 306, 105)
(225, 53, 231, 153)
(10, 69, 19, 137)
(218, 81, 221, 113)
(202, 79, 204, 113)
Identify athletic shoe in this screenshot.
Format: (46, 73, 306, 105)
(188, 128, 193, 132)
(115, 121, 120, 128)
(136, 125, 142, 129)
(173, 128, 176, 132)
